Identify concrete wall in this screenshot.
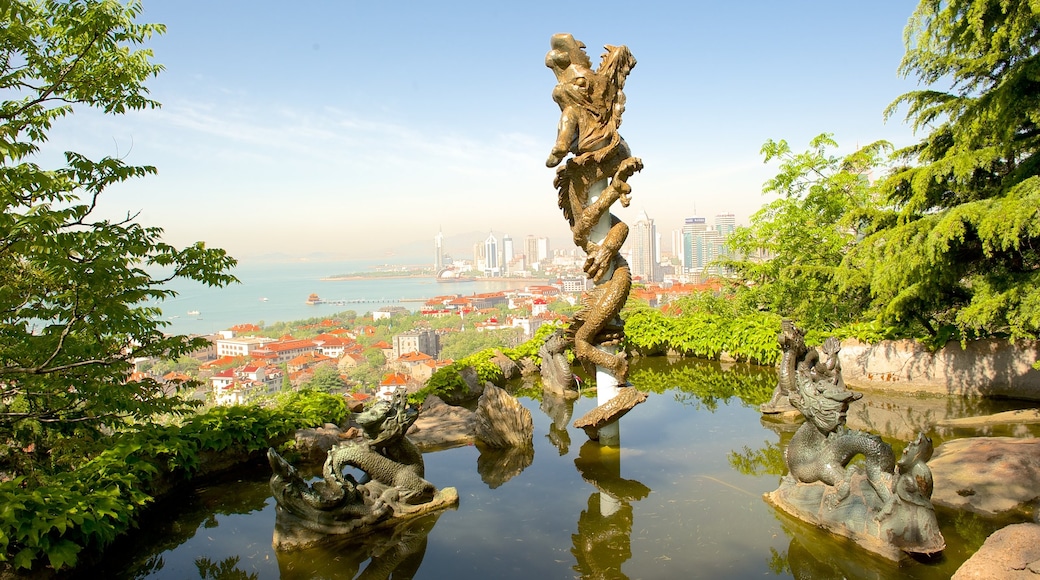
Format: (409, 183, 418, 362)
(839, 338, 1040, 401)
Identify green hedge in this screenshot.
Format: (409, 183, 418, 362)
(0, 389, 345, 572)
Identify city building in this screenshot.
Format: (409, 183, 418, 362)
(483, 232, 499, 277)
(392, 328, 440, 360)
(502, 234, 513, 275)
(434, 229, 444, 271)
(630, 210, 659, 282)
(214, 336, 277, 358)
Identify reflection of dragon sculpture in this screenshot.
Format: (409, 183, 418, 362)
(785, 338, 895, 506)
(268, 388, 453, 543)
(546, 33, 641, 383)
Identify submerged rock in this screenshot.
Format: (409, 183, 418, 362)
(407, 395, 476, 451)
(953, 523, 1040, 579)
(929, 437, 1040, 516)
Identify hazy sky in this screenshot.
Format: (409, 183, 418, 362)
(40, 1, 924, 262)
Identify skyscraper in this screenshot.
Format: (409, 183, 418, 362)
(525, 235, 538, 266)
(536, 237, 550, 262)
(681, 217, 708, 273)
(434, 229, 444, 271)
(484, 232, 499, 277)
(502, 234, 513, 275)
(631, 210, 658, 282)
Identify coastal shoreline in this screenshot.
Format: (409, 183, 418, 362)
(321, 274, 550, 283)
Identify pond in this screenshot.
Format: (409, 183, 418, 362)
(73, 357, 1036, 579)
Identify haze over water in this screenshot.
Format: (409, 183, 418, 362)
(156, 260, 543, 336)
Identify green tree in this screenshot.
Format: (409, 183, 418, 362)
(301, 364, 345, 393)
(343, 347, 385, 388)
(723, 134, 889, 330)
(0, 0, 237, 478)
(844, 0, 1040, 341)
(439, 327, 519, 360)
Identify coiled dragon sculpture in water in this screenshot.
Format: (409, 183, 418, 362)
(545, 33, 641, 383)
(267, 387, 457, 548)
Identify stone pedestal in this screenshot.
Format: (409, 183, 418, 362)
(765, 474, 944, 562)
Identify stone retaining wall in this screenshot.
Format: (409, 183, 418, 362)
(839, 338, 1040, 401)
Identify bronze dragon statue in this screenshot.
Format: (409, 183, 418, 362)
(545, 33, 641, 383)
(766, 333, 945, 559)
(268, 387, 455, 545)
(760, 318, 809, 413)
(785, 337, 895, 505)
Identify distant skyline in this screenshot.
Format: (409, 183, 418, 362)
(37, 1, 925, 262)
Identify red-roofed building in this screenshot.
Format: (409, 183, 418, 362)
(338, 352, 366, 369)
(229, 323, 262, 334)
(394, 351, 434, 375)
(287, 352, 334, 374)
(162, 371, 193, 384)
(200, 355, 247, 371)
(211, 363, 283, 406)
(312, 334, 357, 358)
(370, 340, 394, 360)
(527, 285, 560, 297)
(376, 372, 412, 400)
(250, 339, 319, 364)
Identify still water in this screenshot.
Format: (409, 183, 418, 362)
(76, 357, 1033, 579)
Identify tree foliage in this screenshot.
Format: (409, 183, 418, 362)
(723, 134, 890, 331)
(0, 0, 237, 479)
(845, 0, 1040, 341)
(301, 364, 345, 393)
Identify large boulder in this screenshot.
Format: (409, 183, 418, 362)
(474, 384, 533, 449)
(953, 523, 1040, 579)
(407, 395, 476, 451)
(293, 424, 357, 463)
(440, 365, 484, 405)
(929, 437, 1040, 516)
(490, 350, 521, 381)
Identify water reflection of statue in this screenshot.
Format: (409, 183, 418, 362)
(546, 33, 641, 384)
(540, 389, 577, 455)
(274, 511, 445, 579)
(571, 441, 650, 580)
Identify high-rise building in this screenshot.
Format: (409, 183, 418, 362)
(631, 210, 658, 282)
(681, 217, 708, 273)
(473, 241, 485, 271)
(484, 232, 499, 277)
(714, 213, 736, 237)
(536, 237, 550, 262)
(434, 229, 444, 271)
(502, 234, 513, 275)
(525, 235, 539, 267)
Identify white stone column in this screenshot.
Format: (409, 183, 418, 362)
(588, 178, 621, 447)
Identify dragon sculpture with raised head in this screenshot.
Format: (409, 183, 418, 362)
(545, 33, 641, 383)
(767, 334, 945, 559)
(268, 387, 455, 543)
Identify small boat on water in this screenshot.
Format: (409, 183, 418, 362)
(259, 297, 269, 302)
(187, 310, 200, 316)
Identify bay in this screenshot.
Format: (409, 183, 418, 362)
(155, 260, 547, 336)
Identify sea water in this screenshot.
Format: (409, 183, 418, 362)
(154, 260, 543, 336)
